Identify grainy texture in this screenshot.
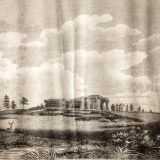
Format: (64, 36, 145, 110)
(0, 0, 160, 159)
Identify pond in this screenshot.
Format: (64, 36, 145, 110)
(0, 114, 141, 132)
(0, 148, 32, 160)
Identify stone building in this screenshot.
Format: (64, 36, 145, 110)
(44, 95, 109, 111)
(85, 95, 109, 110)
(44, 98, 66, 108)
(66, 95, 109, 111)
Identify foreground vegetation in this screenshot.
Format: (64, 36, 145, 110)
(21, 125, 160, 159)
(0, 108, 160, 159)
(0, 120, 159, 159)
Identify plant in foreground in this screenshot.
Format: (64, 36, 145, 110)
(111, 127, 160, 159)
(22, 148, 56, 160)
(110, 146, 136, 159)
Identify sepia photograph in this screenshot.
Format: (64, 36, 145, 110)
(0, 0, 160, 159)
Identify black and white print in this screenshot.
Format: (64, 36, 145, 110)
(0, 0, 160, 159)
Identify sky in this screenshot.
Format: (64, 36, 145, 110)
(0, 0, 160, 111)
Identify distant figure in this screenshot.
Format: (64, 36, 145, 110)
(7, 121, 14, 132)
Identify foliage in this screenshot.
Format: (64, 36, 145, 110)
(11, 100, 17, 110)
(3, 95, 10, 110)
(20, 97, 29, 109)
(1, 126, 160, 159)
(22, 148, 56, 160)
(112, 127, 160, 159)
(130, 104, 134, 112)
(137, 106, 141, 112)
(111, 146, 136, 159)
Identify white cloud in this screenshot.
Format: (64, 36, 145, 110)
(149, 46, 160, 54)
(0, 32, 27, 47)
(24, 41, 44, 48)
(102, 49, 147, 70)
(61, 15, 141, 51)
(0, 60, 86, 107)
(40, 28, 59, 40)
(102, 24, 141, 41)
(0, 51, 17, 80)
(62, 14, 113, 32)
(23, 28, 60, 48)
(61, 49, 150, 98)
(0, 15, 157, 110)
(0, 15, 142, 68)
(0, 46, 156, 110)
(134, 34, 160, 51)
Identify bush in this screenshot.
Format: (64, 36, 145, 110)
(111, 127, 160, 159)
(22, 148, 56, 160)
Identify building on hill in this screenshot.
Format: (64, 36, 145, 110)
(44, 95, 109, 111)
(83, 95, 109, 110)
(44, 99, 66, 108)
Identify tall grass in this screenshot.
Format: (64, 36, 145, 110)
(22, 148, 56, 160)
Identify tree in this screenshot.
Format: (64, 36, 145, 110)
(111, 104, 115, 111)
(149, 109, 152, 113)
(137, 106, 141, 112)
(119, 103, 124, 112)
(3, 95, 10, 110)
(116, 104, 119, 111)
(142, 109, 144, 113)
(125, 105, 129, 112)
(40, 103, 44, 108)
(20, 97, 28, 109)
(130, 104, 134, 112)
(11, 100, 17, 110)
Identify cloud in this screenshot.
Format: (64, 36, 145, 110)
(61, 15, 141, 52)
(134, 34, 160, 51)
(62, 15, 140, 40)
(100, 24, 141, 41)
(0, 14, 156, 110)
(0, 51, 17, 80)
(124, 33, 160, 79)
(0, 45, 156, 111)
(62, 14, 113, 32)
(61, 49, 150, 98)
(102, 49, 147, 70)
(24, 28, 59, 48)
(0, 14, 142, 68)
(0, 28, 63, 68)
(123, 45, 160, 77)
(0, 46, 150, 107)
(0, 32, 27, 48)
(0, 59, 86, 107)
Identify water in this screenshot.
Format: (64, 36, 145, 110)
(0, 113, 159, 159)
(0, 114, 107, 132)
(0, 114, 147, 132)
(0, 148, 32, 160)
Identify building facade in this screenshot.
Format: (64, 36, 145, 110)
(45, 95, 109, 111)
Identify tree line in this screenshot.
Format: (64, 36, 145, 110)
(3, 95, 29, 110)
(110, 103, 145, 113)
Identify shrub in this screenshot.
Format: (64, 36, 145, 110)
(22, 148, 56, 160)
(111, 126, 160, 159)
